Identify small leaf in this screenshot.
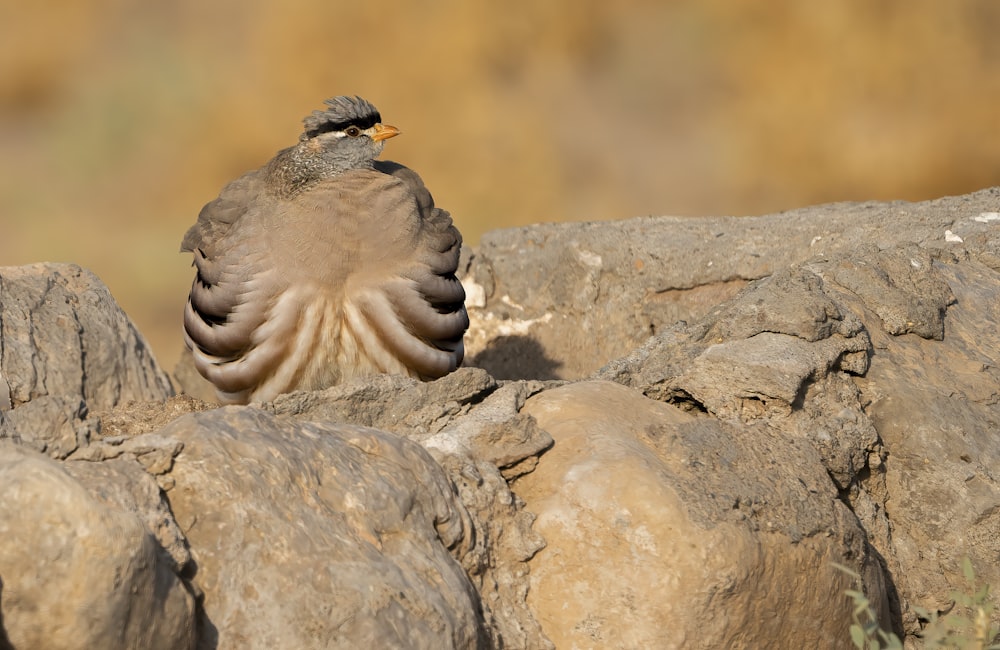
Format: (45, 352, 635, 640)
(849, 625, 866, 648)
(961, 556, 975, 583)
(834, 562, 862, 581)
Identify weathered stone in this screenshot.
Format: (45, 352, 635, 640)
(596, 264, 879, 489)
(831, 245, 955, 340)
(464, 187, 1000, 381)
(156, 407, 491, 649)
(0, 263, 173, 457)
(430, 451, 551, 650)
(848, 254, 1000, 635)
(0, 443, 196, 650)
(5, 188, 1000, 648)
(515, 381, 888, 649)
(595, 232, 1000, 638)
(267, 369, 554, 648)
(63, 455, 193, 573)
(266, 367, 497, 434)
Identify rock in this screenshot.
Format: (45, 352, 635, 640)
(0, 443, 196, 650)
(596, 264, 878, 490)
(830, 245, 955, 340)
(4, 188, 1000, 647)
(515, 381, 888, 648)
(12, 376, 554, 648)
(430, 450, 551, 650)
(267, 368, 555, 475)
(463, 187, 1000, 381)
(155, 406, 492, 649)
(847, 250, 1000, 633)
(594, 232, 1000, 636)
(63, 454, 193, 573)
(265, 368, 499, 436)
(0, 263, 173, 457)
(266, 369, 554, 648)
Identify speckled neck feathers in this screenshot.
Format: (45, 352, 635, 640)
(262, 145, 362, 199)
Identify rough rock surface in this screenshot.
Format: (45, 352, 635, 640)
(157, 407, 491, 649)
(3, 188, 1000, 648)
(517, 381, 887, 649)
(0, 443, 196, 650)
(463, 187, 1000, 381)
(0, 263, 174, 457)
(591, 237, 1000, 639)
(264, 370, 554, 648)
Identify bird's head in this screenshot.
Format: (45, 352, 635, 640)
(298, 96, 400, 172)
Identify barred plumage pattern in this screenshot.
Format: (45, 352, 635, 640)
(181, 97, 467, 404)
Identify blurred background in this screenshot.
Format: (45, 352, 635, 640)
(2, 0, 999, 373)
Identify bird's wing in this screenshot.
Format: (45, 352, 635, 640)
(182, 164, 469, 403)
(181, 174, 304, 403)
(373, 160, 435, 212)
(182, 248, 282, 401)
(180, 170, 262, 254)
(369, 164, 468, 373)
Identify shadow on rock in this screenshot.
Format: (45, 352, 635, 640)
(468, 335, 563, 380)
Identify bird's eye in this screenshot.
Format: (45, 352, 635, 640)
(344, 126, 362, 137)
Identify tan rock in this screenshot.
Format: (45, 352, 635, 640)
(0, 443, 196, 650)
(156, 406, 491, 649)
(0, 263, 173, 457)
(517, 381, 888, 649)
(853, 253, 1000, 631)
(463, 188, 1000, 382)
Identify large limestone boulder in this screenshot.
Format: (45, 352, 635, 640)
(463, 187, 1000, 381)
(155, 407, 491, 649)
(0, 263, 173, 457)
(263, 369, 554, 649)
(517, 381, 887, 648)
(592, 241, 1000, 638)
(0, 443, 196, 650)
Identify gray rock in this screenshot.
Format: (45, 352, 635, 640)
(156, 406, 492, 649)
(0, 263, 173, 457)
(0, 443, 196, 650)
(5, 187, 1000, 648)
(830, 245, 955, 340)
(464, 187, 1000, 380)
(848, 252, 1000, 634)
(267, 368, 554, 648)
(590, 209, 1000, 637)
(266, 369, 554, 474)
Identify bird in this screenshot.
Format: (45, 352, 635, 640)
(180, 95, 468, 404)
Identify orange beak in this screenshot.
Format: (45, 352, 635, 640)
(371, 123, 401, 142)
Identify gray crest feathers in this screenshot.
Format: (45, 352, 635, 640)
(301, 96, 382, 140)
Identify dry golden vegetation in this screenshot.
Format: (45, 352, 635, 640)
(2, 0, 999, 372)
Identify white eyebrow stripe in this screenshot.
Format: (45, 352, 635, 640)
(329, 126, 378, 139)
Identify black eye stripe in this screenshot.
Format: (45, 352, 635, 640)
(304, 113, 381, 139)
